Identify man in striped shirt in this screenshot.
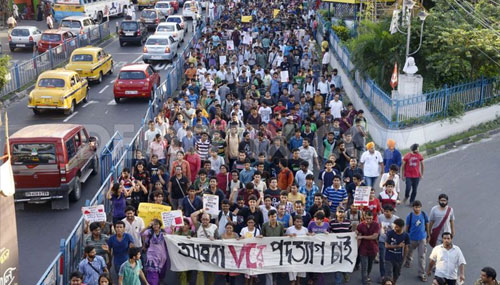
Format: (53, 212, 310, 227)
(195, 132, 211, 161)
(322, 175, 348, 218)
(329, 207, 353, 284)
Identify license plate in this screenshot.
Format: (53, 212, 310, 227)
(125, 90, 138, 94)
(17, 44, 26, 47)
(125, 32, 134, 36)
(25, 191, 50, 197)
(151, 55, 162, 59)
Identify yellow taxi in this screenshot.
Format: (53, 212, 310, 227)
(65, 46, 113, 83)
(138, 0, 157, 10)
(28, 69, 89, 115)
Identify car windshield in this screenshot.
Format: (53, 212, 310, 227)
(41, 34, 62, 42)
(142, 10, 156, 18)
(11, 29, 30, 36)
(167, 18, 180, 23)
(121, 22, 138, 30)
(38, 78, 66, 88)
(72, 54, 93, 62)
(12, 143, 57, 164)
(157, 25, 175, 32)
(61, 20, 82, 28)
(119, 71, 146, 79)
(146, 38, 168, 45)
(183, 2, 190, 8)
(156, 3, 169, 7)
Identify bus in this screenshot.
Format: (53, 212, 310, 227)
(54, 0, 131, 23)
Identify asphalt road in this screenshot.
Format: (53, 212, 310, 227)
(1, 9, 195, 285)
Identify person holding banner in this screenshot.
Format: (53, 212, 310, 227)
(259, 209, 285, 285)
(357, 211, 380, 285)
(142, 219, 169, 285)
(190, 211, 219, 285)
(286, 216, 308, 285)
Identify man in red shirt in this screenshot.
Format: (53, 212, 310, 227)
(277, 158, 294, 192)
(402, 143, 424, 205)
(357, 211, 380, 285)
(363, 188, 381, 222)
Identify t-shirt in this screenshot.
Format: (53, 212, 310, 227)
(240, 226, 261, 238)
(363, 198, 382, 222)
(360, 151, 383, 177)
(264, 188, 282, 208)
(406, 211, 429, 241)
(318, 170, 336, 191)
(329, 219, 352, 233)
(286, 226, 309, 236)
(170, 175, 189, 199)
(238, 207, 264, 228)
(377, 214, 399, 242)
(111, 194, 126, 218)
(107, 233, 134, 267)
(118, 259, 143, 285)
(429, 206, 455, 236)
(385, 230, 410, 262)
(307, 222, 330, 234)
(403, 152, 424, 178)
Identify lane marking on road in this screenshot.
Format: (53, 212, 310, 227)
(99, 85, 109, 93)
(153, 63, 167, 70)
(107, 99, 116, 105)
(111, 79, 116, 83)
(82, 100, 98, 108)
(63, 111, 78, 122)
(132, 55, 143, 63)
(105, 110, 109, 114)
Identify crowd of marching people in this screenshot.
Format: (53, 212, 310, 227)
(66, 0, 499, 284)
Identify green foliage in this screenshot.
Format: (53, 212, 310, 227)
(331, 20, 350, 42)
(319, 9, 330, 19)
(346, 20, 405, 91)
(0, 55, 10, 91)
(446, 100, 465, 118)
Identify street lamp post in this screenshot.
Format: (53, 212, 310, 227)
(392, 0, 429, 61)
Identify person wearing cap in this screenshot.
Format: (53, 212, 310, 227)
(383, 139, 402, 173)
(360, 142, 384, 187)
(402, 143, 424, 205)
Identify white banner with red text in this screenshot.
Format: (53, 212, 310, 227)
(165, 233, 357, 274)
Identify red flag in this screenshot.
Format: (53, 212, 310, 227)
(390, 62, 398, 89)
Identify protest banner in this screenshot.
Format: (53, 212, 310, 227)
(280, 70, 289, 82)
(273, 9, 280, 18)
(219, 55, 227, 65)
(226, 40, 234, 51)
(138, 203, 171, 226)
(81, 205, 107, 223)
(161, 210, 184, 228)
(203, 194, 219, 216)
(165, 233, 357, 274)
(241, 15, 252, 23)
(353, 186, 371, 206)
(242, 34, 252, 45)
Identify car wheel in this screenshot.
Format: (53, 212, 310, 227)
(114, 97, 120, 103)
(98, 71, 103, 83)
(10, 47, 15, 52)
(65, 100, 75, 115)
(69, 176, 81, 202)
(120, 41, 125, 47)
(32, 108, 40, 115)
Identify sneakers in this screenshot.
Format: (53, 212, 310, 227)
(404, 262, 411, 268)
(420, 275, 428, 282)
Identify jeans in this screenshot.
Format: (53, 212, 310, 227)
(385, 260, 403, 282)
(378, 241, 386, 277)
(405, 239, 427, 277)
(360, 255, 375, 285)
(364, 176, 378, 187)
(333, 272, 343, 284)
(405, 177, 420, 203)
(171, 198, 183, 210)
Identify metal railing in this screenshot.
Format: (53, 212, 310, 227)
(317, 13, 500, 128)
(36, 19, 206, 285)
(1, 21, 111, 98)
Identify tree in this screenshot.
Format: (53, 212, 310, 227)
(0, 56, 9, 91)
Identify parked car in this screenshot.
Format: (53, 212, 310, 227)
(142, 34, 179, 63)
(155, 22, 184, 42)
(8, 26, 42, 52)
(119, 20, 148, 46)
(28, 69, 88, 115)
(8, 124, 98, 210)
(169, 0, 179, 12)
(65, 46, 114, 83)
(166, 15, 185, 30)
(113, 63, 160, 103)
(141, 9, 165, 30)
(155, 1, 174, 17)
(182, 1, 201, 20)
(37, 29, 76, 53)
(60, 16, 98, 37)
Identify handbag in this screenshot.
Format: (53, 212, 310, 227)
(429, 207, 451, 247)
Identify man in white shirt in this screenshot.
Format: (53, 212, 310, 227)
(360, 142, 384, 187)
(144, 120, 161, 155)
(426, 232, 466, 284)
(298, 139, 320, 172)
(258, 102, 273, 123)
(285, 216, 308, 283)
(122, 206, 145, 248)
(328, 93, 343, 119)
(295, 161, 313, 188)
(317, 76, 329, 97)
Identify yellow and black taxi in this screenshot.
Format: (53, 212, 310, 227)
(28, 69, 89, 115)
(138, 0, 157, 10)
(65, 46, 113, 83)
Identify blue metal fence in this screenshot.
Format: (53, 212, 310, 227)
(36, 18, 206, 285)
(1, 21, 111, 98)
(317, 13, 500, 128)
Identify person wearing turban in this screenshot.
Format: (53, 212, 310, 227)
(383, 139, 402, 173)
(359, 142, 384, 187)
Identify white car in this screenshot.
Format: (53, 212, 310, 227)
(166, 15, 185, 30)
(155, 22, 184, 42)
(142, 34, 179, 63)
(8, 26, 42, 51)
(182, 1, 201, 20)
(60, 16, 99, 37)
(154, 1, 174, 17)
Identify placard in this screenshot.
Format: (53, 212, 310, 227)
(203, 194, 219, 216)
(219, 55, 227, 65)
(226, 40, 234, 51)
(81, 205, 107, 223)
(242, 34, 252, 45)
(161, 210, 184, 228)
(138, 202, 172, 226)
(273, 9, 280, 18)
(353, 186, 371, 206)
(280, 70, 289, 82)
(165, 233, 358, 274)
(241, 16, 252, 23)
